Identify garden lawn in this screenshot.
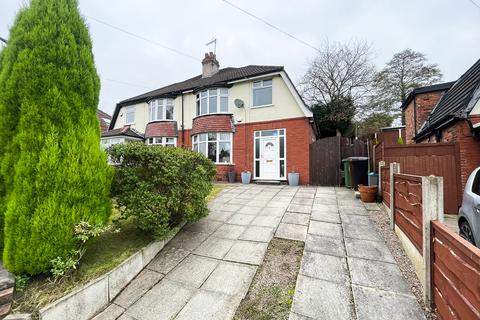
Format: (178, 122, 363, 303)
(12, 185, 223, 316)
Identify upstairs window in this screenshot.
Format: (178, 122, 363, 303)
(125, 106, 135, 124)
(196, 88, 228, 116)
(253, 79, 272, 107)
(149, 99, 174, 121)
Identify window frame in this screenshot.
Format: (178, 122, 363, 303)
(149, 98, 175, 122)
(192, 132, 233, 164)
(195, 88, 229, 117)
(252, 78, 273, 108)
(253, 128, 286, 179)
(146, 137, 177, 147)
(125, 106, 136, 125)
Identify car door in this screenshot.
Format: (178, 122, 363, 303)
(462, 168, 480, 245)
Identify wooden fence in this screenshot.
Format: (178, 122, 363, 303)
(380, 166, 390, 208)
(394, 174, 423, 252)
(375, 142, 460, 214)
(382, 169, 480, 319)
(310, 136, 367, 186)
(431, 221, 480, 320)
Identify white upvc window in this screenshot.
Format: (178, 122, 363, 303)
(125, 106, 135, 124)
(195, 88, 229, 116)
(252, 79, 273, 107)
(146, 137, 177, 147)
(192, 132, 232, 164)
(149, 98, 174, 121)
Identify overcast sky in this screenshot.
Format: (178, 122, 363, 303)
(1, 0, 479, 115)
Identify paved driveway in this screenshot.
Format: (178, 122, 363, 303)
(93, 184, 425, 320)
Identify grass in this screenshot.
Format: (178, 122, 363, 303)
(234, 238, 304, 320)
(12, 185, 223, 316)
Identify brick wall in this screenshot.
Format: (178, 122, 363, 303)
(404, 91, 444, 144)
(404, 101, 415, 144)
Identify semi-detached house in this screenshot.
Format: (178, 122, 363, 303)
(103, 52, 316, 184)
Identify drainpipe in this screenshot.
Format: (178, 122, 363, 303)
(181, 93, 185, 147)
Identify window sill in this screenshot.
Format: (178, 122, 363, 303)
(251, 104, 274, 109)
(148, 119, 176, 123)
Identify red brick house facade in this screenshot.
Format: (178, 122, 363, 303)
(104, 53, 315, 184)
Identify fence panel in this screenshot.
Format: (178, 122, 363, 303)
(394, 174, 423, 252)
(381, 166, 390, 208)
(380, 143, 459, 214)
(431, 221, 480, 320)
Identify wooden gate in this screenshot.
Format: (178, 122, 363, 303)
(310, 136, 367, 186)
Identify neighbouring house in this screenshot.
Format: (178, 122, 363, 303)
(104, 52, 315, 183)
(412, 58, 480, 190)
(97, 109, 112, 134)
(401, 82, 454, 144)
(375, 126, 406, 146)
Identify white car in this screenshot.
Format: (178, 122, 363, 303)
(458, 167, 480, 247)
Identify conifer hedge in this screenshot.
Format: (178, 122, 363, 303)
(0, 0, 112, 274)
(109, 143, 216, 238)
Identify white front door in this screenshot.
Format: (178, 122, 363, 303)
(260, 137, 279, 179)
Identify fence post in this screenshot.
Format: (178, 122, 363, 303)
(389, 162, 400, 230)
(421, 175, 444, 308)
(378, 161, 385, 196)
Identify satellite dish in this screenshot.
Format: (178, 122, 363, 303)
(234, 99, 245, 108)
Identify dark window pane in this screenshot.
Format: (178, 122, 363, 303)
(261, 130, 277, 137)
(255, 160, 260, 177)
(196, 100, 200, 116)
(473, 171, 480, 196)
(280, 160, 285, 177)
(208, 133, 216, 141)
(208, 142, 217, 162)
(253, 87, 272, 106)
(166, 104, 174, 120)
(280, 137, 285, 158)
(255, 139, 260, 158)
(219, 142, 230, 163)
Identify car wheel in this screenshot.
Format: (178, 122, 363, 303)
(459, 221, 475, 245)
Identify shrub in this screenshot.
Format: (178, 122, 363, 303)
(0, 0, 112, 274)
(109, 143, 216, 238)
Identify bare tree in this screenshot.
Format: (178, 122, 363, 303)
(373, 49, 442, 117)
(301, 40, 376, 106)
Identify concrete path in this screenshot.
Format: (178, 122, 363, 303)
(93, 184, 425, 320)
(288, 187, 425, 320)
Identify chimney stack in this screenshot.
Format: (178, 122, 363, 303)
(202, 52, 219, 78)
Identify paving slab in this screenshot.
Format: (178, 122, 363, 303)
(201, 261, 257, 297)
(117, 313, 136, 320)
(214, 203, 242, 212)
(227, 213, 256, 226)
(352, 285, 425, 320)
(308, 220, 343, 238)
(345, 238, 395, 263)
(310, 210, 341, 224)
(271, 196, 294, 202)
(339, 206, 369, 215)
(114, 269, 164, 308)
(343, 223, 383, 241)
(238, 225, 274, 242)
(276, 223, 308, 241)
(166, 255, 219, 288)
(92, 303, 125, 320)
(251, 215, 281, 227)
(341, 214, 371, 226)
(147, 247, 189, 274)
(211, 224, 247, 239)
(224, 240, 268, 265)
(168, 230, 209, 251)
(287, 204, 312, 214)
(237, 206, 264, 215)
(126, 279, 195, 320)
(282, 212, 310, 226)
(304, 234, 346, 257)
(206, 210, 235, 222)
(289, 312, 316, 320)
(311, 204, 338, 213)
(175, 290, 240, 320)
(300, 251, 349, 284)
(193, 236, 235, 259)
(291, 275, 354, 320)
(313, 197, 337, 205)
(291, 197, 314, 206)
(228, 198, 251, 205)
(248, 199, 270, 207)
(348, 257, 412, 294)
(184, 220, 222, 234)
(364, 202, 381, 211)
(259, 206, 286, 217)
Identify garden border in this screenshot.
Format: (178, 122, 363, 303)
(6, 225, 184, 320)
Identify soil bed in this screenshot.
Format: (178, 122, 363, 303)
(234, 238, 304, 320)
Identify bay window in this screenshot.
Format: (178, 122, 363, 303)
(192, 132, 232, 163)
(196, 88, 229, 116)
(149, 98, 174, 121)
(146, 137, 176, 147)
(253, 79, 272, 107)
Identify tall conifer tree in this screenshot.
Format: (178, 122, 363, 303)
(0, 0, 112, 274)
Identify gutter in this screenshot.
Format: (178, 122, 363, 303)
(414, 116, 456, 141)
